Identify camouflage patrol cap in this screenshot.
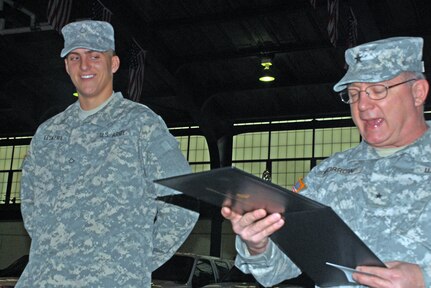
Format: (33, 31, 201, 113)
(333, 37, 425, 92)
(60, 20, 115, 58)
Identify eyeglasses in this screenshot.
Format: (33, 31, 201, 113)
(339, 78, 417, 104)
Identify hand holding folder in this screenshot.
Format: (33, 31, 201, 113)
(155, 167, 385, 287)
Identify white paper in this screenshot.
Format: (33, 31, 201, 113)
(326, 262, 376, 283)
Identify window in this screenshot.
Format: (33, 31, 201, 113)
(0, 138, 30, 204)
(270, 129, 313, 159)
(232, 119, 361, 189)
(314, 127, 360, 157)
(175, 134, 211, 173)
(232, 132, 269, 161)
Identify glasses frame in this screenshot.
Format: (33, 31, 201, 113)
(339, 78, 418, 104)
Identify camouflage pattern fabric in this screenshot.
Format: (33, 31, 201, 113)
(235, 123, 431, 287)
(18, 92, 199, 287)
(60, 20, 115, 58)
(333, 37, 424, 92)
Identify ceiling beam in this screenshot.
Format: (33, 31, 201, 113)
(174, 40, 336, 69)
(347, 0, 381, 42)
(148, 2, 313, 29)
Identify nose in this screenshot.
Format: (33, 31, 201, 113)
(79, 56, 90, 71)
(356, 90, 373, 111)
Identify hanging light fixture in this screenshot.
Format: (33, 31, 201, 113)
(259, 57, 275, 82)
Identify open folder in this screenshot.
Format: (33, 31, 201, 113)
(154, 167, 385, 287)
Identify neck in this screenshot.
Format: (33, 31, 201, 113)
(79, 90, 114, 110)
(404, 120, 429, 145)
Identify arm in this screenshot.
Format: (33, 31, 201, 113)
(235, 236, 301, 287)
(351, 196, 431, 288)
(142, 120, 199, 271)
(20, 140, 36, 237)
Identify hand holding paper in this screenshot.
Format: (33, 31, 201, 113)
(353, 261, 425, 288)
(221, 206, 285, 255)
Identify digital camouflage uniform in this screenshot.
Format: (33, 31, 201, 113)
(235, 37, 431, 287)
(235, 126, 431, 287)
(18, 92, 199, 287)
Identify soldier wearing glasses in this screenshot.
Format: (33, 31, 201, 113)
(222, 37, 431, 287)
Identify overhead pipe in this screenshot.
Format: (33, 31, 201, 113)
(0, 0, 53, 35)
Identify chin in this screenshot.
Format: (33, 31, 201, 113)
(364, 138, 390, 148)
(362, 134, 386, 146)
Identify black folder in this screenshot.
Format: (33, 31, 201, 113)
(154, 167, 385, 287)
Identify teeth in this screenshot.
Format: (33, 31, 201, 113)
(367, 118, 383, 128)
(81, 75, 94, 79)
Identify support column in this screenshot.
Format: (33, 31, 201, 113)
(209, 133, 233, 257)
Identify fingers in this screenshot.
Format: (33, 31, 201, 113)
(221, 207, 268, 226)
(221, 206, 235, 219)
(221, 207, 263, 230)
(353, 262, 425, 288)
(239, 210, 284, 238)
(222, 207, 282, 235)
(356, 265, 393, 276)
(353, 266, 391, 288)
(221, 206, 285, 255)
(384, 261, 401, 269)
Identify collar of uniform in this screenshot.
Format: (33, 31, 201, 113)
(87, 92, 124, 128)
(357, 122, 431, 161)
(349, 141, 381, 161)
(65, 92, 124, 128)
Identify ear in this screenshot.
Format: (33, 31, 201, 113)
(412, 79, 429, 107)
(111, 55, 120, 73)
(64, 58, 70, 75)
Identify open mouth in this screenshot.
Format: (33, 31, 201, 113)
(364, 118, 384, 128)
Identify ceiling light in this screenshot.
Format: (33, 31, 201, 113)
(259, 58, 275, 82)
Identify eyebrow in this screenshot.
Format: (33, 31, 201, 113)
(348, 81, 387, 88)
(67, 50, 103, 56)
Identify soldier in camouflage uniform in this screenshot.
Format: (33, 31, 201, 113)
(17, 20, 199, 287)
(222, 37, 431, 287)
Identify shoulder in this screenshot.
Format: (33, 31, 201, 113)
(313, 143, 365, 171)
(111, 93, 164, 126)
(35, 102, 78, 134)
(108, 93, 171, 141)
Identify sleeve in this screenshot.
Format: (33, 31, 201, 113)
(141, 117, 199, 271)
(415, 199, 431, 287)
(20, 139, 37, 237)
(422, 267, 431, 288)
(234, 237, 301, 287)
